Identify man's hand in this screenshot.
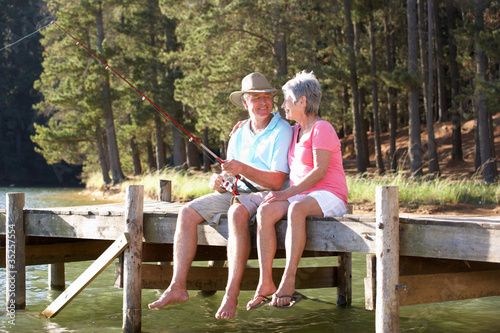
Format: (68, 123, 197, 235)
(209, 173, 226, 193)
(221, 159, 244, 176)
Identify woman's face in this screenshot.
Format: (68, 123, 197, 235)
(281, 92, 301, 121)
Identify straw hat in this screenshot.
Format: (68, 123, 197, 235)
(230, 72, 281, 107)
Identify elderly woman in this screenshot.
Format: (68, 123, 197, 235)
(246, 71, 348, 310)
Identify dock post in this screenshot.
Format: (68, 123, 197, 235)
(158, 179, 172, 202)
(49, 263, 65, 290)
(122, 185, 144, 333)
(375, 186, 399, 333)
(336, 252, 352, 305)
(6, 192, 26, 310)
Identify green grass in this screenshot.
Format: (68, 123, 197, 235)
(347, 172, 500, 206)
(85, 168, 212, 201)
(85, 169, 500, 206)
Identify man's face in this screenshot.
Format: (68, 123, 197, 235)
(243, 92, 273, 119)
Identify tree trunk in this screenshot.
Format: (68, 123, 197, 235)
(172, 124, 186, 169)
(354, 21, 370, 168)
(95, 3, 125, 184)
(420, 0, 440, 176)
(433, 0, 448, 122)
(96, 125, 111, 184)
(369, 7, 385, 175)
(344, 0, 366, 174)
(342, 85, 351, 137)
(408, 0, 423, 177)
(384, 0, 398, 171)
(146, 139, 157, 172)
(446, 0, 463, 161)
(186, 141, 200, 170)
(148, 0, 166, 171)
(475, 0, 498, 183)
(154, 114, 166, 170)
(203, 128, 211, 172)
(271, 2, 287, 80)
(127, 115, 142, 176)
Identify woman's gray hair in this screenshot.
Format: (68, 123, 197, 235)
(282, 70, 322, 116)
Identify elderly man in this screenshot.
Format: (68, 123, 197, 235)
(148, 72, 293, 320)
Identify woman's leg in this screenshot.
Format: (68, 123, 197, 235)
(272, 196, 323, 307)
(246, 200, 289, 309)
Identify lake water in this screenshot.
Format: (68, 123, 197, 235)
(1, 187, 499, 332)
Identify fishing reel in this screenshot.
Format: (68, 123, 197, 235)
(221, 175, 240, 196)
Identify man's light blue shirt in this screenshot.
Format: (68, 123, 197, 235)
(227, 112, 293, 191)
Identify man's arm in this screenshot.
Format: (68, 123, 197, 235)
(221, 159, 287, 190)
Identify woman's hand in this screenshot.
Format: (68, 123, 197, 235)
(209, 173, 226, 193)
(263, 190, 290, 204)
(229, 119, 248, 137)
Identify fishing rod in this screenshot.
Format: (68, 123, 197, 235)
(54, 22, 222, 163)
(52, 22, 256, 195)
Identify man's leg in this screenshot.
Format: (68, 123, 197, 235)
(148, 205, 204, 309)
(215, 203, 250, 319)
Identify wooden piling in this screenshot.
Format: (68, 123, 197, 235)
(6, 192, 26, 310)
(49, 263, 65, 290)
(158, 179, 172, 202)
(375, 186, 399, 333)
(122, 185, 144, 333)
(336, 252, 352, 305)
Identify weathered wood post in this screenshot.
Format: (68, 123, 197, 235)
(6, 192, 26, 311)
(122, 185, 144, 333)
(158, 179, 172, 202)
(375, 186, 399, 333)
(49, 263, 65, 290)
(336, 252, 352, 305)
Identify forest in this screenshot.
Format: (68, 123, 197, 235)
(0, 0, 499, 186)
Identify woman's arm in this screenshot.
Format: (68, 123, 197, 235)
(263, 149, 331, 203)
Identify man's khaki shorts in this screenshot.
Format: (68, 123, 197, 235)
(187, 191, 269, 224)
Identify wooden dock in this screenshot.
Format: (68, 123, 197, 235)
(1, 185, 500, 333)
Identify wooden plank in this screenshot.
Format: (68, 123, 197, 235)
(398, 270, 500, 306)
(364, 256, 500, 310)
(139, 264, 337, 290)
(42, 233, 130, 318)
(399, 256, 500, 276)
(400, 222, 500, 262)
(23, 212, 124, 240)
(141, 243, 338, 263)
(0, 241, 113, 267)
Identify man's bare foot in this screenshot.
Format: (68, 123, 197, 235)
(148, 287, 189, 309)
(215, 294, 238, 319)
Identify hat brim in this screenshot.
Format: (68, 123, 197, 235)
(230, 89, 281, 107)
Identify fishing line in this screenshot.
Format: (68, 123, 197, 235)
(0, 20, 54, 52)
(144, 102, 221, 166)
(53, 22, 224, 165)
